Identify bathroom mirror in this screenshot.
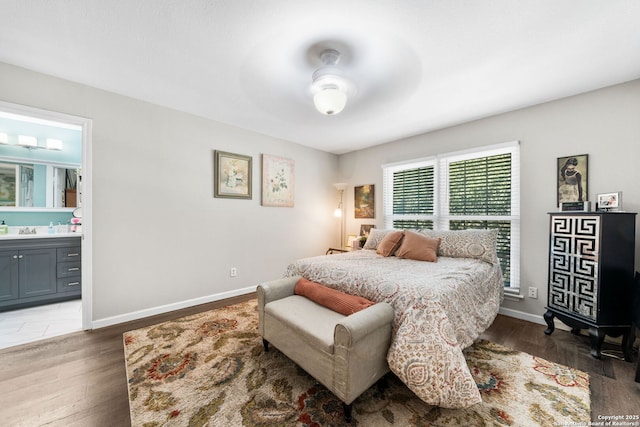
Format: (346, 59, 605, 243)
(0, 160, 80, 210)
(0, 106, 82, 212)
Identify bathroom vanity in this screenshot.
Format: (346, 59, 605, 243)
(0, 234, 81, 312)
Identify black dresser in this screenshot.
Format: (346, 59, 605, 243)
(544, 212, 636, 360)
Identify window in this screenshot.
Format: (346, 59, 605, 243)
(383, 142, 520, 290)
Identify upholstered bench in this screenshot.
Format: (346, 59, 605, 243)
(257, 275, 394, 423)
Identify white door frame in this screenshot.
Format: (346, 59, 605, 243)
(0, 100, 93, 330)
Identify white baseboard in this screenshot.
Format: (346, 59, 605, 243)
(498, 306, 571, 331)
(90, 285, 257, 329)
(92, 288, 573, 332)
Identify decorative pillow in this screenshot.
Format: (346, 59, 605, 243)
(376, 230, 405, 257)
(395, 230, 440, 262)
(418, 229, 499, 264)
(362, 228, 393, 250)
(294, 278, 375, 315)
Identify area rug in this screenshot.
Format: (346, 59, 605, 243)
(123, 299, 591, 426)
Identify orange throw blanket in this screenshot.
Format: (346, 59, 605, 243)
(294, 277, 375, 315)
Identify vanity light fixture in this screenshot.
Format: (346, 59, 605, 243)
(18, 135, 38, 148)
(12, 134, 64, 150)
(312, 49, 350, 115)
(46, 138, 63, 150)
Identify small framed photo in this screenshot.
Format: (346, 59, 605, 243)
(346, 234, 357, 247)
(359, 224, 375, 237)
(597, 192, 622, 211)
(214, 150, 252, 199)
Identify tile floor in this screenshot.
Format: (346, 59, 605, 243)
(0, 299, 83, 350)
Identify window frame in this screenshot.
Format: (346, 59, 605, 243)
(382, 141, 520, 292)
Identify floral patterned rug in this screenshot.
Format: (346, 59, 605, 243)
(123, 299, 591, 426)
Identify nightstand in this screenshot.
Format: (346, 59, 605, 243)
(326, 247, 352, 255)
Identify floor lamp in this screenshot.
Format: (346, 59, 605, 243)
(333, 183, 347, 248)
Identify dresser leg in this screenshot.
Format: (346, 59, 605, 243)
(543, 310, 555, 335)
(622, 325, 635, 362)
(588, 328, 605, 359)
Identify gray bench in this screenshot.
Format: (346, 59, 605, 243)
(257, 275, 394, 423)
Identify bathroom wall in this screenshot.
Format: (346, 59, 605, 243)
(0, 211, 74, 227)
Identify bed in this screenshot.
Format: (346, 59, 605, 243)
(285, 228, 504, 408)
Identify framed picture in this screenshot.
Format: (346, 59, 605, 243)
(359, 224, 375, 237)
(262, 154, 295, 207)
(557, 154, 588, 207)
(346, 234, 357, 247)
(597, 192, 622, 211)
(354, 184, 375, 218)
(213, 150, 252, 199)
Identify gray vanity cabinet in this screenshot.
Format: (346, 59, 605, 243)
(0, 249, 20, 302)
(18, 247, 57, 298)
(0, 237, 81, 311)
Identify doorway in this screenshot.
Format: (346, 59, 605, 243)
(0, 100, 92, 348)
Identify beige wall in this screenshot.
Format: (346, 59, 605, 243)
(337, 79, 640, 323)
(0, 62, 339, 325)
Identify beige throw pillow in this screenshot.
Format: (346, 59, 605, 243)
(362, 229, 393, 250)
(418, 229, 499, 264)
(395, 230, 440, 262)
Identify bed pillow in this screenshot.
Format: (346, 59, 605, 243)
(376, 230, 405, 257)
(362, 229, 393, 250)
(294, 278, 375, 315)
(395, 230, 440, 262)
(418, 229, 499, 264)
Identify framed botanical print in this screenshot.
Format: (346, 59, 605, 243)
(214, 150, 252, 199)
(557, 154, 588, 207)
(262, 154, 295, 207)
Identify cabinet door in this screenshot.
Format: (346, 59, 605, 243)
(549, 215, 600, 321)
(19, 248, 57, 298)
(0, 250, 19, 301)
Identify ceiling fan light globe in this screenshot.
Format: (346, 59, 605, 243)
(313, 88, 347, 115)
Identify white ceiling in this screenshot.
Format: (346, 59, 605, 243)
(1, 1, 640, 154)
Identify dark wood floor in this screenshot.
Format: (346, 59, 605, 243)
(1, 294, 638, 426)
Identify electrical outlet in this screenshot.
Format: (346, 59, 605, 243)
(528, 286, 538, 299)
(230, 268, 237, 277)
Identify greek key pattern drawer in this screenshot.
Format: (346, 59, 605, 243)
(548, 215, 600, 321)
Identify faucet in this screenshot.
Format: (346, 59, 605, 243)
(19, 227, 37, 235)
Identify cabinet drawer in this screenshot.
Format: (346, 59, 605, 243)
(57, 261, 81, 278)
(57, 246, 81, 261)
(57, 277, 81, 293)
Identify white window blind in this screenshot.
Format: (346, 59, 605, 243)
(383, 141, 520, 289)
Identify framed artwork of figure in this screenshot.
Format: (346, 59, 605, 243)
(557, 154, 588, 207)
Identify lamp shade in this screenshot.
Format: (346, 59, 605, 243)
(313, 87, 347, 115)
